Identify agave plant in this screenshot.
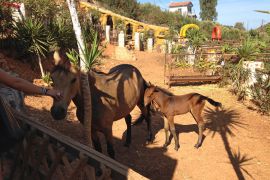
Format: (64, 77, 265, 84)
(66, 31, 104, 71)
(236, 39, 259, 61)
(49, 19, 76, 49)
(186, 29, 206, 54)
(13, 18, 54, 77)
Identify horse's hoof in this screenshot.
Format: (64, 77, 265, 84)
(95, 168, 103, 177)
(174, 145, 180, 151)
(163, 143, 169, 148)
(194, 144, 200, 149)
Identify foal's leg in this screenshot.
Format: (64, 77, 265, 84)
(191, 104, 205, 148)
(124, 114, 132, 147)
(163, 117, 170, 148)
(168, 116, 180, 151)
(103, 126, 115, 159)
(137, 103, 153, 143)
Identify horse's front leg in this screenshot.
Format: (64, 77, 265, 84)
(145, 104, 153, 144)
(137, 104, 153, 144)
(124, 114, 132, 147)
(104, 126, 115, 159)
(168, 116, 180, 151)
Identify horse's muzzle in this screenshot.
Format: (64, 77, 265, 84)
(50, 105, 67, 120)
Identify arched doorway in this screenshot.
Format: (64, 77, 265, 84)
(126, 23, 133, 40)
(106, 15, 113, 29)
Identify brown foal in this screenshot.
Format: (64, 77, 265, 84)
(144, 85, 222, 150)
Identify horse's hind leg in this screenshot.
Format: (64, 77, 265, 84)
(191, 105, 205, 148)
(124, 114, 132, 147)
(168, 116, 180, 151)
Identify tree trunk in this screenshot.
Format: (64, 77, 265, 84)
(66, 0, 95, 179)
(66, 0, 93, 148)
(37, 54, 45, 78)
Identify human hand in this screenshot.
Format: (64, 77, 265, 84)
(46, 89, 63, 100)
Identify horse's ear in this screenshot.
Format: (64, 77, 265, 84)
(53, 50, 62, 65)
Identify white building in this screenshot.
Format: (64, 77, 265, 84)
(169, 1, 196, 18)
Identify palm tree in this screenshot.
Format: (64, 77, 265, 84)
(255, 10, 270, 14)
(66, 0, 92, 146)
(65, 0, 95, 178)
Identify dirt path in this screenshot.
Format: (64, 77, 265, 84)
(23, 48, 270, 180)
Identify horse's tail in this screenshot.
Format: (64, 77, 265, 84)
(132, 79, 150, 126)
(201, 95, 222, 107)
(143, 79, 150, 89)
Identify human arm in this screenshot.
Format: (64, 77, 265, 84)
(0, 70, 61, 99)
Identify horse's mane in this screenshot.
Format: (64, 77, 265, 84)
(51, 65, 70, 74)
(155, 86, 174, 96)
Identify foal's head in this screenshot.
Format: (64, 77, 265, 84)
(144, 84, 174, 106)
(50, 51, 81, 120)
(144, 85, 158, 106)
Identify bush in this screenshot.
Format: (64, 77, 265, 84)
(49, 19, 76, 49)
(236, 38, 259, 61)
(220, 60, 250, 100)
(0, 1, 15, 49)
(13, 18, 53, 58)
(250, 71, 270, 115)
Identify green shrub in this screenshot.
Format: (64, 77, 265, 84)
(230, 60, 251, 100)
(13, 18, 53, 57)
(194, 58, 216, 73)
(49, 19, 76, 49)
(220, 60, 250, 100)
(236, 38, 259, 61)
(66, 31, 104, 71)
(221, 44, 237, 54)
(42, 71, 52, 86)
(186, 29, 206, 53)
(250, 71, 270, 115)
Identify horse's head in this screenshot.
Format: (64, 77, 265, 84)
(144, 83, 158, 106)
(50, 50, 80, 120)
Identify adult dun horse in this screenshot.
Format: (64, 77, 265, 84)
(50, 51, 152, 159)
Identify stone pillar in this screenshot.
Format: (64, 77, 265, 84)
(118, 31, 125, 48)
(105, 25, 110, 43)
(134, 32, 140, 51)
(19, 3, 26, 19)
(147, 38, 153, 52)
(166, 40, 172, 54)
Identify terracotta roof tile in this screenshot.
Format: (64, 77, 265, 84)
(169, 1, 192, 8)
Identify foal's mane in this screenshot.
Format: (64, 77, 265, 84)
(155, 86, 174, 96)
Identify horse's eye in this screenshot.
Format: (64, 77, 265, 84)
(71, 78, 77, 84)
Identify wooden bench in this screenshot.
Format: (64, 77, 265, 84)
(168, 75, 221, 87)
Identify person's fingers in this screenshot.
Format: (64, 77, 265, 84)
(47, 89, 63, 100)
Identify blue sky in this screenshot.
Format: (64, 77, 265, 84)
(138, 0, 270, 29)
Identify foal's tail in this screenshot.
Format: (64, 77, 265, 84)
(201, 95, 222, 108)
